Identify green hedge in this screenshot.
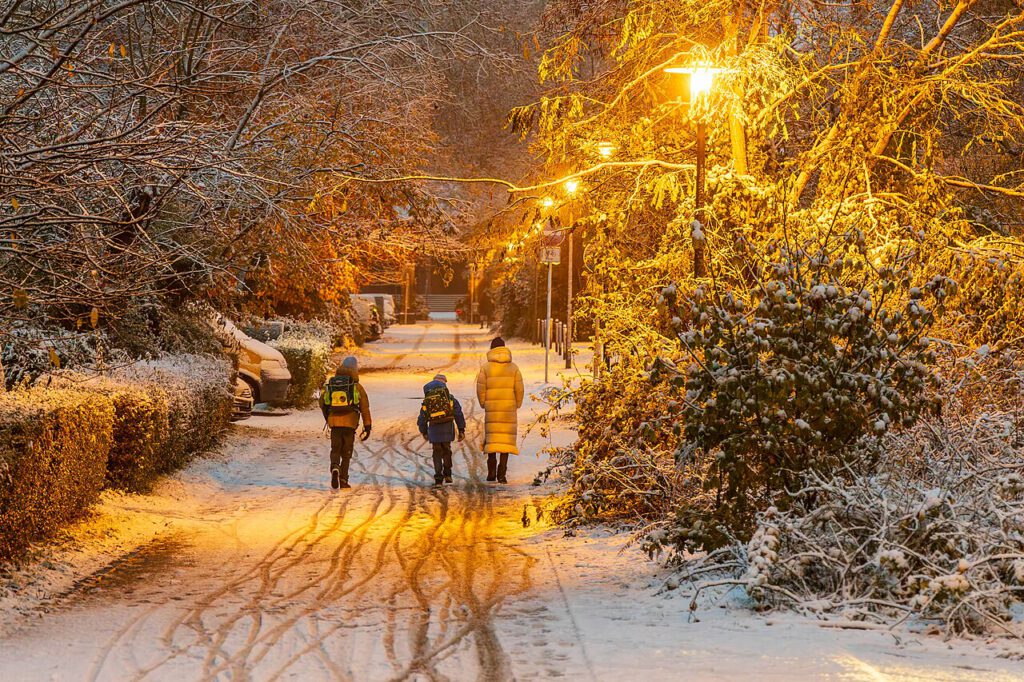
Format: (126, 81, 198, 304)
(269, 335, 331, 408)
(39, 374, 171, 492)
(0, 388, 114, 562)
(0, 355, 232, 562)
(113, 355, 233, 473)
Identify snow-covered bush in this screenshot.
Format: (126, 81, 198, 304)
(658, 232, 952, 547)
(672, 353, 1024, 637)
(0, 388, 114, 561)
(547, 361, 682, 523)
(714, 414, 1024, 636)
(111, 355, 232, 473)
(1, 325, 120, 390)
(269, 334, 331, 408)
(36, 372, 171, 492)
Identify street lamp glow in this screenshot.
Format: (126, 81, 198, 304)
(664, 64, 723, 100)
(597, 141, 616, 158)
(564, 179, 579, 195)
(690, 67, 715, 97)
(541, 196, 555, 209)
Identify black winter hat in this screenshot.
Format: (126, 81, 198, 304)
(490, 337, 506, 349)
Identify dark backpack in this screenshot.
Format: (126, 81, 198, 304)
(324, 375, 359, 414)
(422, 386, 454, 425)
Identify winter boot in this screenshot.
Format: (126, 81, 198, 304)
(444, 476, 453, 484)
(339, 480, 351, 489)
(497, 476, 508, 484)
(331, 468, 341, 490)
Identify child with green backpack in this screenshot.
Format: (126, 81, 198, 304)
(417, 374, 466, 486)
(321, 356, 372, 489)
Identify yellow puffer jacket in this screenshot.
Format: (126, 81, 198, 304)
(476, 346, 525, 454)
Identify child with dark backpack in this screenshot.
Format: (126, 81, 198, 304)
(417, 374, 466, 486)
(321, 356, 372, 489)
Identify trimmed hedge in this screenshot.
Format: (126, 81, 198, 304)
(269, 335, 331, 408)
(0, 389, 114, 562)
(112, 355, 233, 473)
(39, 373, 170, 493)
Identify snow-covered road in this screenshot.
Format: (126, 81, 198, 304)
(2, 323, 1022, 681)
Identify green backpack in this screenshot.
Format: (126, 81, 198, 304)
(324, 375, 359, 414)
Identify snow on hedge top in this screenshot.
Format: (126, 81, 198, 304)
(269, 334, 331, 353)
(0, 387, 98, 416)
(110, 354, 232, 392)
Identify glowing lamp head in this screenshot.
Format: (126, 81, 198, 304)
(541, 196, 555, 209)
(690, 67, 715, 97)
(564, 179, 580, 196)
(664, 64, 722, 101)
(597, 141, 616, 158)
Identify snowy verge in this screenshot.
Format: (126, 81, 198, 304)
(0, 482, 191, 636)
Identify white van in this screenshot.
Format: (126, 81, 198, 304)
(212, 317, 292, 404)
(349, 295, 383, 341)
(356, 293, 398, 327)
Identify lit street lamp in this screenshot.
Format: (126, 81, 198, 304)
(665, 63, 722, 278)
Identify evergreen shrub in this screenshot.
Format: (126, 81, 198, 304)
(38, 373, 170, 492)
(112, 355, 232, 472)
(0, 389, 114, 561)
(269, 335, 331, 408)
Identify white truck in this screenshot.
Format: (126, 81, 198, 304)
(355, 293, 398, 327)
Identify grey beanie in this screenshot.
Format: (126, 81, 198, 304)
(336, 356, 358, 375)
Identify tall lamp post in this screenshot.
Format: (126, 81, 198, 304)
(402, 262, 412, 324)
(468, 261, 476, 325)
(664, 64, 720, 278)
(562, 179, 580, 369)
(590, 142, 616, 380)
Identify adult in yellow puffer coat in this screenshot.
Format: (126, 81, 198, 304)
(476, 337, 525, 483)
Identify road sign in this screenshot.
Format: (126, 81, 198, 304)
(540, 246, 561, 264)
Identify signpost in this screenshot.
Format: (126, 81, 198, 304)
(539, 238, 561, 384)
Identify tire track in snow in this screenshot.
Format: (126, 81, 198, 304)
(63, 323, 538, 681)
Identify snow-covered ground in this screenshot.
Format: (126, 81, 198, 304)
(1, 322, 1021, 681)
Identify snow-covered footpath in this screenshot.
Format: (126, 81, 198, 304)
(1, 322, 1021, 681)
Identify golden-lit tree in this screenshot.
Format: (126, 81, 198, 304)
(0, 0, 527, 380)
(495, 0, 1024, 549)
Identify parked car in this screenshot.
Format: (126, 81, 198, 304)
(350, 295, 383, 342)
(355, 293, 397, 327)
(231, 377, 253, 421)
(211, 316, 292, 404)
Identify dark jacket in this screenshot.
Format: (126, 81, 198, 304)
(321, 366, 371, 429)
(417, 380, 466, 443)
